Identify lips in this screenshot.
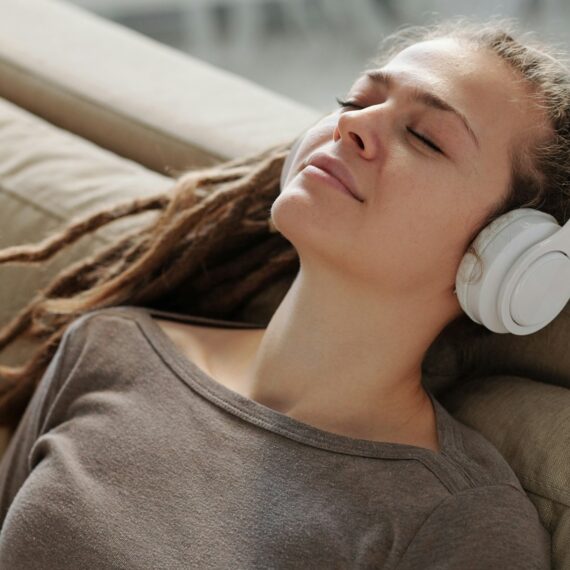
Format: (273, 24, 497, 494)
(306, 153, 363, 202)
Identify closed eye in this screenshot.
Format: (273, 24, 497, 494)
(335, 97, 443, 154)
(405, 128, 442, 153)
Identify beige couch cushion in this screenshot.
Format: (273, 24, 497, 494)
(0, 95, 173, 365)
(0, 0, 319, 176)
(441, 375, 569, 569)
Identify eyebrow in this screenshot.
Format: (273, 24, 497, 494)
(363, 69, 480, 151)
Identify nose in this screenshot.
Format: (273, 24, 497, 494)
(333, 108, 381, 159)
(334, 124, 364, 149)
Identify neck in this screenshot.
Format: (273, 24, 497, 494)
(241, 264, 457, 443)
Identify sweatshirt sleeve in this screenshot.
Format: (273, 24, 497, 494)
(0, 314, 91, 530)
(394, 484, 551, 570)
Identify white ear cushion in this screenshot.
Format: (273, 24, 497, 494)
(456, 207, 560, 331)
(456, 209, 535, 291)
(280, 135, 305, 191)
(280, 112, 341, 191)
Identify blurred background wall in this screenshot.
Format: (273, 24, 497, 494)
(65, 0, 569, 112)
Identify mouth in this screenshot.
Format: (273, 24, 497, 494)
(305, 153, 364, 202)
(303, 165, 362, 202)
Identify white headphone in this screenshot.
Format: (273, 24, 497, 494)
(278, 127, 570, 336)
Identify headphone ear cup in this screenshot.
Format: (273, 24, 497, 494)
(455, 207, 564, 334)
(280, 134, 305, 190)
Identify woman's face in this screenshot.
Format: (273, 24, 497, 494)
(270, 37, 550, 297)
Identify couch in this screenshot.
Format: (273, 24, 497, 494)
(0, 0, 568, 567)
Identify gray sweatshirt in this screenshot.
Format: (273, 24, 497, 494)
(0, 305, 551, 569)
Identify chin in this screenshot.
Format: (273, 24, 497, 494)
(269, 194, 314, 246)
(270, 193, 353, 269)
(268, 196, 291, 237)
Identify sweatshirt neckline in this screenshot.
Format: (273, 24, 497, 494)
(120, 305, 457, 460)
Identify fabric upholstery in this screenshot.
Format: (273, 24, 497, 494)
(0, 0, 318, 176)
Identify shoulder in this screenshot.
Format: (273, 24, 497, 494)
(64, 305, 144, 339)
(56, 305, 148, 369)
(394, 484, 551, 569)
(434, 398, 527, 491)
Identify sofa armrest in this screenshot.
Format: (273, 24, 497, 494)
(0, 0, 320, 175)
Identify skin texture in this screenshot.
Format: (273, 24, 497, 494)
(158, 38, 550, 451)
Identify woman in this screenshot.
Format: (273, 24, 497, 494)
(0, 16, 560, 569)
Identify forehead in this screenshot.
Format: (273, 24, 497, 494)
(358, 38, 546, 156)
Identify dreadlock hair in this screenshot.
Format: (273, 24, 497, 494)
(1, 15, 570, 434)
(0, 141, 299, 433)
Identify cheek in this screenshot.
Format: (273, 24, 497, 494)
(362, 170, 468, 252)
(365, 167, 436, 216)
